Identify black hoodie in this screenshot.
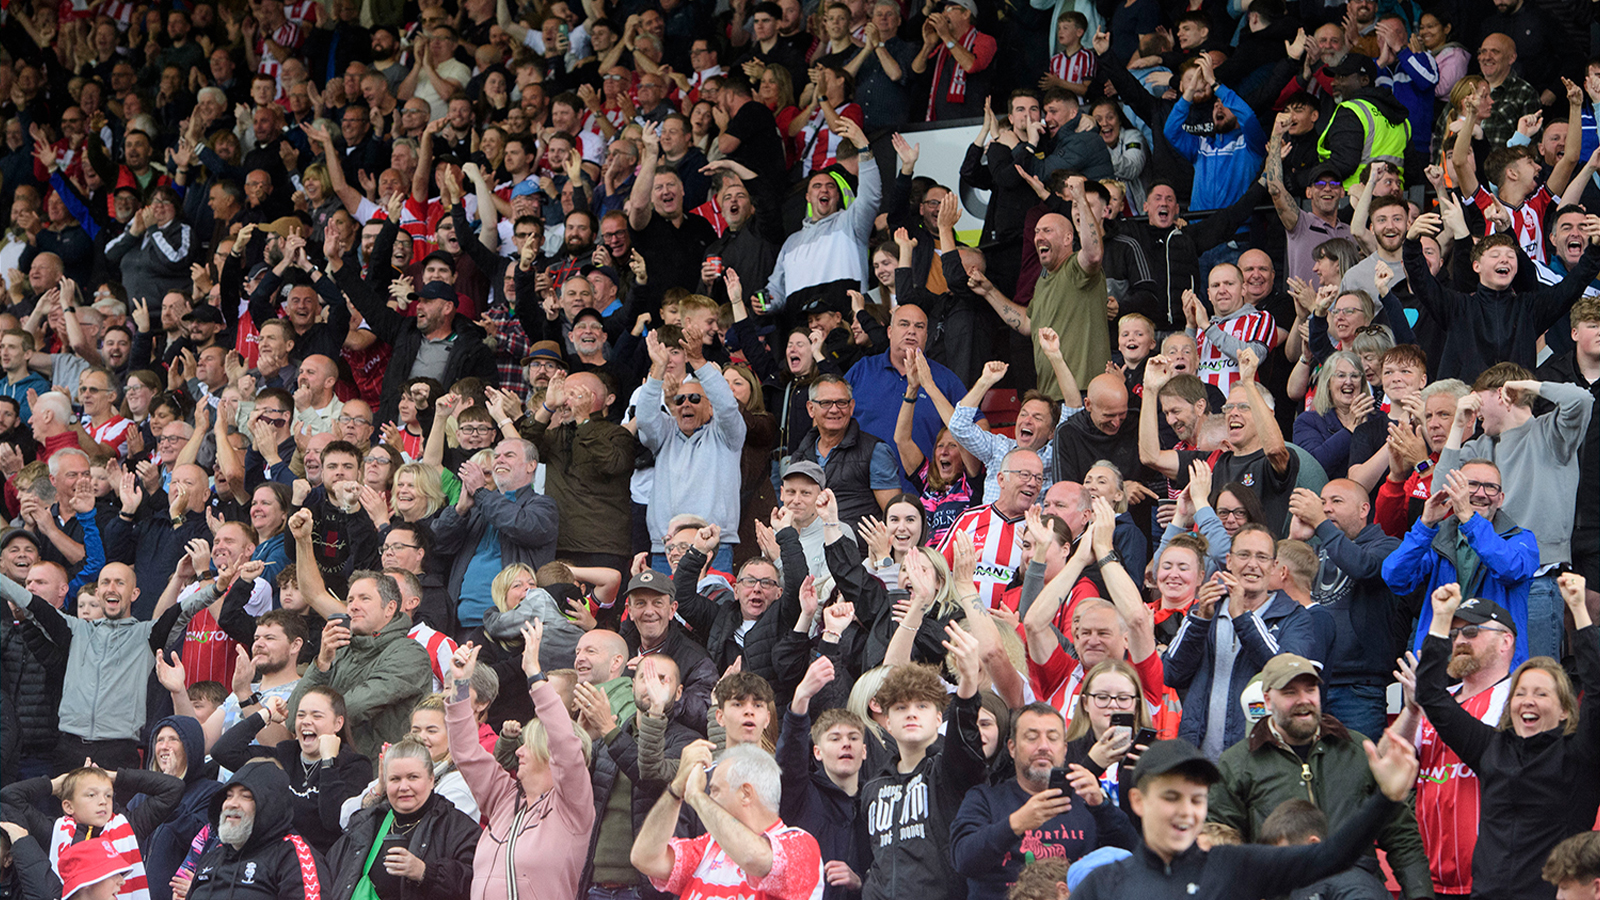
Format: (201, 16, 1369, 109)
(134, 715, 222, 900)
(187, 761, 331, 900)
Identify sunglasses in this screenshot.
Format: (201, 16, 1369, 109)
(672, 393, 703, 406)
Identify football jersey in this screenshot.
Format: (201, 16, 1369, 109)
(938, 504, 1025, 611)
(1413, 678, 1511, 895)
(655, 821, 823, 900)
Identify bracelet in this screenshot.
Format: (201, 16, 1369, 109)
(897, 621, 919, 632)
(666, 784, 683, 801)
(541, 403, 554, 414)
(902, 394, 918, 403)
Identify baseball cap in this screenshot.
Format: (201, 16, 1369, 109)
(1067, 847, 1132, 891)
(417, 281, 456, 302)
(625, 569, 672, 597)
(420, 250, 455, 271)
(799, 292, 846, 319)
(1258, 653, 1322, 693)
(1327, 53, 1378, 80)
(781, 460, 827, 489)
(1454, 597, 1519, 636)
(183, 304, 225, 325)
(511, 179, 541, 198)
(261, 216, 303, 237)
(1130, 739, 1221, 788)
(521, 340, 567, 367)
(586, 265, 622, 286)
(1305, 162, 1343, 186)
(247, 262, 272, 280)
(943, 0, 977, 12)
(59, 839, 138, 900)
(0, 528, 41, 553)
(572, 306, 605, 326)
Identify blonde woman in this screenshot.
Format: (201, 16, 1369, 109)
(466, 564, 586, 728)
(296, 162, 341, 243)
(338, 694, 481, 827)
(1294, 350, 1385, 481)
(446, 627, 594, 900)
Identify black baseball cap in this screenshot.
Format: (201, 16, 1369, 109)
(1131, 739, 1221, 789)
(418, 281, 456, 301)
(1327, 53, 1378, 80)
(1454, 597, 1519, 636)
(183, 305, 225, 325)
(1305, 162, 1344, 186)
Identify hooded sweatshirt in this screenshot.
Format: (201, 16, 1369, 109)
(186, 762, 331, 900)
(134, 716, 222, 900)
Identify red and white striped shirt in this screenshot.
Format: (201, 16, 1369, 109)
(937, 504, 1025, 611)
(1049, 48, 1096, 84)
(50, 818, 149, 900)
(1029, 642, 1165, 718)
(1469, 184, 1555, 264)
(283, 0, 320, 25)
(410, 620, 458, 691)
(798, 102, 864, 178)
(1197, 308, 1277, 396)
(86, 415, 133, 457)
(255, 21, 305, 88)
(1413, 678, 1510, 895)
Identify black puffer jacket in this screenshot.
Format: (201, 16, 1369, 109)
(669, 526, 807, 687)
(325, 792, 479, 900)
(188, 761, 333, 900)
(0, 613, 64, 759)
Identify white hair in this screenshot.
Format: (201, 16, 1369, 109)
(197, 86, 227, 106)
(47, 448, 90, 477)
(32, 391, 71, 424)
(717, 744, 782, 812)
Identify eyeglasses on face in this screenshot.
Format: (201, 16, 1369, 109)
(672, 393, 703, 406)
(1449, 624, 1509, 640)
(1003, 470, 1044, 483)
(1464, 479, 1502, 496)
(1086, 692, 1136, 708)
(737, 576, 779, 589)
(809, 398, 851, 409)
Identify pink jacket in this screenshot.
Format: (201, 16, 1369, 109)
(447, 680, 595, 900)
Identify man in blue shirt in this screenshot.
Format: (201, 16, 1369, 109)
(845, 303, 972, 480)
(433, 438, 558, 630)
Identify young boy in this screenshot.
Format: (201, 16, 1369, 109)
(1259, 799, 1392, 899)
(777, 656, 869, 900)
(57, 837, 139, 900)
(1117, 313, 1159, 395)
(1068, 739, 1416, 898)
(1044, 12, 1095, 95)
(859, 628, 986, 900)
(711, 671, 775, 749)
(0, 765, 184, 900)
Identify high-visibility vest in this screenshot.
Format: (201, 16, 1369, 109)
(1317, 98, 1413, 189)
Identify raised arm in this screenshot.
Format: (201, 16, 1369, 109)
(1138, 356, 1182, 477)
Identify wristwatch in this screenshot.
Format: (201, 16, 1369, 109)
(246, 691, 265, 707)
(526, 671, 549, 688)
(1096, 551, 1122, 568)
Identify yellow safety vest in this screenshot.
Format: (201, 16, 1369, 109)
(1316, 99, 1412, 189)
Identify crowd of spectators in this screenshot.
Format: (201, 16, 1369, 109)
(1, 0, 1600, 896)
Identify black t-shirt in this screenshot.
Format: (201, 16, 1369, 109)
(1175, 446, 1300, 533)
(724, 100, 788, 188)
(630, 213, 717, 295)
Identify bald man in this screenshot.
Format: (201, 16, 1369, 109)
(1476, 33, 1542, 146)
(520, 370, 637, 580)
(1, 561, 217, 771)
(573, 628, 637, 720)
(128, 463, 217, 620)
(1050, 373, 1149, 499)
(1285, 479, 1402, 738)
(293, 353, 345, 435)
(971, 202, 1110, 398)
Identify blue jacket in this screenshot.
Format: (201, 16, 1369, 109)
(1382, 509, 1540, 667)
(1163, 593, 1321, 752)
(133, 715, 222, 900)
(1163, 86, 1265, 212)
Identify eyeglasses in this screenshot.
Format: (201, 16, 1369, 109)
(457, 425, 497, 436)
(382, 542, 420, 553)
(257, 411, 289, 426)
(1464, 479, 1503, 496)
(1230, 551, 1275, 563)
(1086, 692, 1136, 708)
(78, 386, 109, 394)
(1215, 507, 1249, 520)
(1003, 470, 1045, 483)
(1330, 306, 1365, 317)
(809, 398, 851, 409)
(737, 576, 779, 589)
(1449, 624, 1509, 640)
(1311, 178, 1340, 187)
(1220, 403, 1252, 413)
(603, 74, 627, 81)
(336, 415, 372, 425)
(672, 393, 703, 406)
(664, 541, 694, 554)
(158, 434, 186, 444)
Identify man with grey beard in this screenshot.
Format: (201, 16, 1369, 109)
(948, 702, 1138, 900)
(186, 760, 331, 899)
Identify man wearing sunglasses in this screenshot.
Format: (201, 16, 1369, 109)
(1434, 364, 1595, 663)
(243, 387, 298, 489)
(1388, 595, 1516, 899)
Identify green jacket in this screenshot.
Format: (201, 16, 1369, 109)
(1209, 714, 1435, 899)
(598, 675, 638, 724)
(289, 611, 434, 761)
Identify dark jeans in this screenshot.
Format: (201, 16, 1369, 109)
(56, 734, 141, 774)
(1323, 682, 1389, 740)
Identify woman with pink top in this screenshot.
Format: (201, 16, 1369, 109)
(445, 620, 595, 900)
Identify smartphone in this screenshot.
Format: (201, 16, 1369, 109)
(328, 613, 351, 629)
(1133, 727, 1159, 748)
(1048, 766, 1070, 794)
(1110, 713, 1136, 730)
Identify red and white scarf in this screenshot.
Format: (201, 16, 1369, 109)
(50, 813, 150, 900)
(926, 26, 979, 119)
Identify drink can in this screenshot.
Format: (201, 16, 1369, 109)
(707, 256, 724, 276)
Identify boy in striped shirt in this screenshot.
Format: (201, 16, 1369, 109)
(1042, 12, 1094, 95)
